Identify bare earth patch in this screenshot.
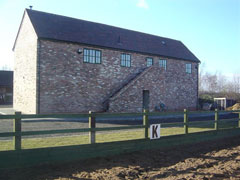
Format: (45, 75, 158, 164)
(1, 135, 240, 180)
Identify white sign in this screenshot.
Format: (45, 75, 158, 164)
(150, 124, 161, 139)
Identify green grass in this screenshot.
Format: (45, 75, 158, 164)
(0, 140, 13, 151)
(0, 120, 239, 151)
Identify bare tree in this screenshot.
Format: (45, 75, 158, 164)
(0, 64, 12, 71)
(233, 74, 240, 93)
(216, 72, 227, 92)
(206, 73, 218, 92)
(199, 63, 240, 103)
(198, 62, 206, 92)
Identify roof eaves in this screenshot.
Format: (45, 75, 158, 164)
(179, 41, 200, 63)
(12, 9, 27, 51)
(13, 9, 40, 51)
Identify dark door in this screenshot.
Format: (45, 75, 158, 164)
(143, 90, 150, 110)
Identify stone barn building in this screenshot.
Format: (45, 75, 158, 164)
(13, 9, 200, 114)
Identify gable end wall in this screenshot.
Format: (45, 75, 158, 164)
(13, 12, 38, 114)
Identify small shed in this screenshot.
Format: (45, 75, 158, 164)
(0, 71, 13, 104)
(214, 97, 236, 110)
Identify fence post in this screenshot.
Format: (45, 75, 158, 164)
(215, 109, 219, 130)
(238, 112, 240, 128)
(89, 111, 96, 144)
(143, 109, 149, 139)
(184, 109, 188, 134)
(13, 111, 22, 150)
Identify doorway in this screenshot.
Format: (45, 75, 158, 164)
(142, 90, 150, 110)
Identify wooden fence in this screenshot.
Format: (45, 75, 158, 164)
(0, 109, 240, 168)
(1, 109, 240, 151)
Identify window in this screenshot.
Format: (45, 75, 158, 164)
(83, 49, 101, 64)
(121, 54, 131, 67)
(146, 58, 153, 67)
(186, 63, 192, 74)
(159, 59, 167, 70)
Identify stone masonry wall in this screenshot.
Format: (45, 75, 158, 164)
(109, 64, 198, 112)
(13, 12, 38, 114)
(39, 39, 198, 113)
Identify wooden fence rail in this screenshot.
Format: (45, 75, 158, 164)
(0, 109, 240, 151)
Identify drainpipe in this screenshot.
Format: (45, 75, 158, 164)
(36, 39, 41, 114)
(197, 63, 199, 110)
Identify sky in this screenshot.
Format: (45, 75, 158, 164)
(0, 0, 239, 77)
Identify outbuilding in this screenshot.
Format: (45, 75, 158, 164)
(0, 71, 13, 104)
(13, 9, 200, 114)
(214, 98, 236, 110)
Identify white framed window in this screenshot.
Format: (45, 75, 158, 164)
(121, 54, 131, 67)
(146, 57, 153, 67)
(186, 63, 192, 74)
(159, 59, 167, 70)
(83, 48, 101, 64)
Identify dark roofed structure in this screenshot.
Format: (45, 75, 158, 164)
(16, 9, 199, 62)
(13, 9, 200, 114)
(0, 71, 13, 87)
(0, 71, 13, 104)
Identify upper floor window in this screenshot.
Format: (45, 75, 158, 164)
(186, 63, 192, 73)
(83, 49, 101, 64)
(146, 58, 153, 67)
(159, 59, 167, 70)
(121, 54, 131, 67)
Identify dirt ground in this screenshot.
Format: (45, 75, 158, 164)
(1, 135, 240, 180)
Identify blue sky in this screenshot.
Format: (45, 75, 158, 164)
(0, 0, 239, 76)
